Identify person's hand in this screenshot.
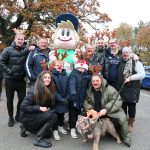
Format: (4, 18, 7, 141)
(124, 77, 131, 83)
(40, 107, 48, 112)
(61, 98, 68, 104)
(132, 54, 139, 61)
(49, 51, 57, 61)
(98, 109, 107, 117)
(29, 45, 35, 51)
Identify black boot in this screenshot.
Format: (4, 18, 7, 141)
(8, 117, 14, 127)
(15, 110, 20, 122)
(0, 93, 1, 101)
(44, 128, 52, 139)
(33, 122, 52, 148)
(20, 124, 27, 137)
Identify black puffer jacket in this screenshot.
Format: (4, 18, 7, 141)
(20, 86, 55, 131)
(0, 42, 29, 80)
(0, 52, 4, 79)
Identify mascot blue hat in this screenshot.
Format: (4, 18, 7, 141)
(55, 13, 79, 31)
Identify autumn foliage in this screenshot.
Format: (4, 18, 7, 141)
(136, 24, 150, 50)
(0, 0, 111, 47)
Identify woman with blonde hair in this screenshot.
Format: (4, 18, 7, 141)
(101, 38, 122, 89)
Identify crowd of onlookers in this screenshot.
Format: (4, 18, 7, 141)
(0, 31, 145, 148)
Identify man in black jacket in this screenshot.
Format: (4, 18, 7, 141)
(0, 49, 4, 101)
(0, 33, 29, 127)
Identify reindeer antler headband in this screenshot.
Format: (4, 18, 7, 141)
(89, 63, 102, 75)
(54, 51, 67, 61)
(13, 28, 26, 35)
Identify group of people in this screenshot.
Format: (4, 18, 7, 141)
(0, 12, 145, 148)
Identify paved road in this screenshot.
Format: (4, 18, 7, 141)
(0, 88, 150, 150)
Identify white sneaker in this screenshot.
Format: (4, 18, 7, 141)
(70, 128, 78, 139)
(53, 130, 61, 141)
(58, 126, 67, 134)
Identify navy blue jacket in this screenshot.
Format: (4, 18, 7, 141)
(69, 69, 91, 109)
(51, 68, 69, 113)
(25, 47, 50, 84)
(102, 47, 122, 82)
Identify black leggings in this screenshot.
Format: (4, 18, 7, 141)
(57, 112, 65, 126)
(122, 102, 136, 118)
(69, 101, 81, 129)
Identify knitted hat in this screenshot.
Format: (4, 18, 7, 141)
(122, 47, 132, 54)
(75, 60, 88, 70)
(55, 13, 79, 31)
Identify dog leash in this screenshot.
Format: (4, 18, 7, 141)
(107, 82, 125, 113)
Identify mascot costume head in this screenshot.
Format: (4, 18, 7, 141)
(50, 13, 80, 75)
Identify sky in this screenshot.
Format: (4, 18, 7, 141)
(99, 0, 150, 29)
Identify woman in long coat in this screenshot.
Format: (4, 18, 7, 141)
(20, 71, 57, 148)
(117, 47, 145, 131)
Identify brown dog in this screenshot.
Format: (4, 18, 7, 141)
(76, 115, 121, 150)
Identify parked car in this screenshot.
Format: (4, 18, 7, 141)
(141, 66, 150, 89)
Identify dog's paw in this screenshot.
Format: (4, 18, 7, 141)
(82, 138, 88, 143)
(117, 138, 121, 144)
(87, 133, 93, 139)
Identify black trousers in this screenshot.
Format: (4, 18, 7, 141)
(69, 101, 81, 129)
(0, 78, 3, 97)
(108, 80, 118, 90)
(22, 111, 58, 133)
(56, 112, 65, 126)
(5, 78, 26, 118)
(122, 102, 136, 118)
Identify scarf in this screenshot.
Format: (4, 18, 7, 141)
(123, 58, 133, 79)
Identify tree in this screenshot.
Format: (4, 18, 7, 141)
(115, 23, 133, 40)
(114, 23, 133, 49)
(0, 0, 111, 47)
(136, 24, 150, 51)
(133, 20, 146, 42)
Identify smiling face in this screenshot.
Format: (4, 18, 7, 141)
(42, 73, 51, 86)
(91, 75, 102, 91)
(109, 39, 117, 50)
(38, 38, 48, 51)
(122, 51, 130, 60)
(96, 39, 105, 49)
(53, 28, 76, 49)
(86, 44, 94, 55)
(14, 34, 25, 47)
(122, 47, 132, 60)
